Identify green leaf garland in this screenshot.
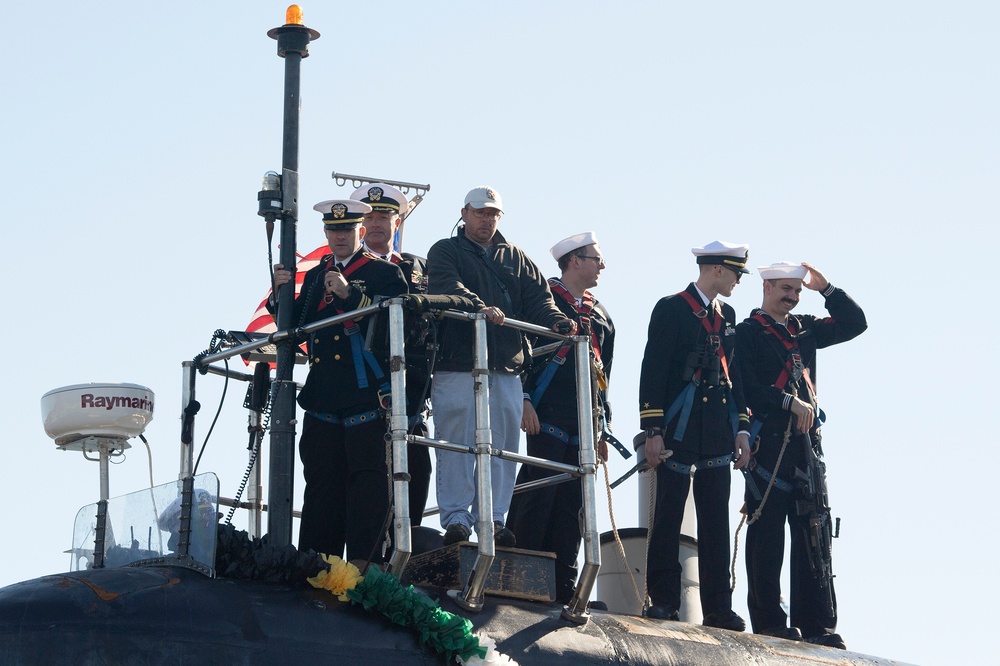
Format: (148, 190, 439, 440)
(346, 567, 487, 662)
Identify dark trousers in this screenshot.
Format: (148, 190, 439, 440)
(745, 489, 838, 636)
(407, 421, 431, 526)
(646, 459, 734, 615)
(507, 432, 583, 603)
(298, 414, 390, 562)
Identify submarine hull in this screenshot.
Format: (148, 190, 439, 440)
(0, 566, 913, 665)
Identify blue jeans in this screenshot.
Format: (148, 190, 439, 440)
(432, 371, 523, 532)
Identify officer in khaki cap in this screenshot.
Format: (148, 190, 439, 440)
(639, 240, 751, 630)
(272, 199, 407, 564)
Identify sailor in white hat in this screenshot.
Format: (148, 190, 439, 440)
(506, 230, 614, 602)
(755, 261, 836, 322)
(736, 261, 867, 647)
(548, 231, 606, 292)
(757, 261, 808, 280)
(638, 239, 751, 630)
(549, 231, 601, 262)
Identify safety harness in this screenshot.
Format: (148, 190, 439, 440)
(305, 408, 382, 428)
(528, 279, 605, 406)
(313, 253, 391, 405)
(662, 291, 738, 442)
(742, 459, 793, 499)
(742, 310, 822, 495)
(749, 311, 815, 396)
(662, 453, 734, 476)
(537, 421, 580, 446)
(528, 279, 628, 457)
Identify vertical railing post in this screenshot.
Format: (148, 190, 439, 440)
(454, 314, 495, 612)
(247, 434, 263, 539)
(563, 334, 601, 623)
(387, 299, 412, 575)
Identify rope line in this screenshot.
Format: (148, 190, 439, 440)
(730, 415, 794, 593)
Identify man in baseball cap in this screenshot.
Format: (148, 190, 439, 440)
(463, 185, 504, 213)
(426, 186, 575, 549)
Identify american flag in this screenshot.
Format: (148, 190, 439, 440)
(244, 244, 330, 362)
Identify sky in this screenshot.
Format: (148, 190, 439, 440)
(2, 2, 998, 664)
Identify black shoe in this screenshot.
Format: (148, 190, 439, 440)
(588, 600, 608, 611)
(442, 523, 471, 546)
(644, 604, 680, 621)
(805, 633, 846, 649)
(493, 521, 516, 548)
(702, 609, 746, 632)
(759, 626, 803, 641)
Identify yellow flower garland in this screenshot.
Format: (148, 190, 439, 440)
(306, 554, 363, 601)
(306, 556, 519, 664)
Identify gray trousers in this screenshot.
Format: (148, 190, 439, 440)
(432, 371, 523, 531)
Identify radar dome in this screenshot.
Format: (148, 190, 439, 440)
(41, 383, 155, 449)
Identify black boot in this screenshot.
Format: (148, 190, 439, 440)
(758, 626, 803, 641)
(805, 633, 846, 649)
(645, 604, 680, 621)
(702, 609, 746, 632)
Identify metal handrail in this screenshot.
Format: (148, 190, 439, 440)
(408, 435, 583, 476)
(418, 473, 577, 518)
(193, 303, 383, 368)
(436, 307, 575, 341)
(179, 296, 603, 622)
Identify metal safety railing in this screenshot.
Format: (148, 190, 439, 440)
(184, 296, 603, 623)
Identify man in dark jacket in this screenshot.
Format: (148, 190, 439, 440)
(639, 241, 752, 631)
(737, 261, 867, 649)
(426, 186, 574, 547)
(351, 182, 432, 526)
(272, 199, 407, 563)
(507, 231, 614, 602)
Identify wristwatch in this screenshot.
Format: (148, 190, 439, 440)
(644, 427, 663, 439)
